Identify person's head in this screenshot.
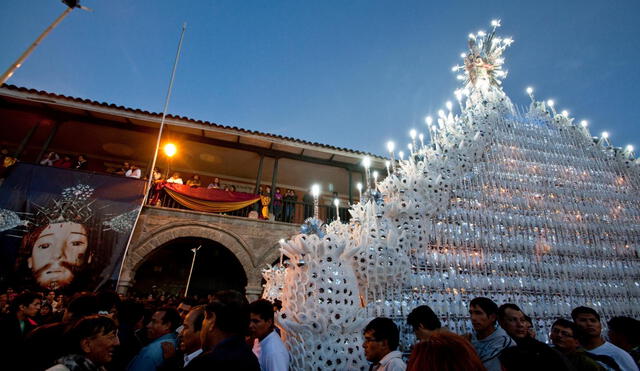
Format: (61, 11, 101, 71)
(275, 188, 281, 193)
(407, 305, 441, 341)
(130, 164, 138, 170)
(571, 306, 601, 338)
(230, 185, 236, 192)
(78, 155, 85, 161)
(40, 302, 52, 316)
(123, 162, 130, 168)
(21, 221, 92, 290)
(201, 290, 249, 349)
(177, 298, 196, 321)
(266, 186, 271, 193)
(249, 299, 275, 340)
(12, 292, 42, 318)
(193, 175, 200, 180)
(498, 303, 528, 340)
(46, 290, 56, 302)
(180, 305, 205, 354)
(607, 316, 640, 351)
(172, 172, 180, 179)
(523, 315, 535, 339)
(550, 318, 582, 352)
(363, 317, 399, 363)
(63, 292, 98, 322)
(469, 297, 498, 333)
(64, 315, 119, 366)
(147, 307, 180, 340)
(407, 331, 484, 371)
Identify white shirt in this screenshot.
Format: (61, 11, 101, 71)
(183, 349, 203, 367)
(125, 168, 141, 178)
(252, 330, 289, 371)
(167, 177, 183, 184)
(589, 341, 639, 371)
(371, 350, 406, 371)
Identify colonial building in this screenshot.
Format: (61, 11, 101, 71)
(0, 84, 385, 299)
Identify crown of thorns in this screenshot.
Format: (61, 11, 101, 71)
(32, 184, 95, 228)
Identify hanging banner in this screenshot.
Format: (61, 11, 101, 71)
(0, 163, 146, 293)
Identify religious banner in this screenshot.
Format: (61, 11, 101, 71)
(0, 163, 146, 293)
(159, 182, 260, 213)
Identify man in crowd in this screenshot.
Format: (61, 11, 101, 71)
(468, 297, 515, 371)
(0, 292, 41, 369)
(572, 306, 639, 371)
(362, 317, 406, 371)
(497, 303, 572, 371)
(607, 317, 640, 369)
(180, 305, 205, 368)
(406, 305, 442, 342)
(48, 315, 120, 371)
(176, 298, 196, 334)
(185, 290, 259, 370)
(127, 307, 180, 371)
(249, 299, 289, 370)
(550, 318, 605, 371)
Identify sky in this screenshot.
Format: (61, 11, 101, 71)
(1, 0, 639, 156)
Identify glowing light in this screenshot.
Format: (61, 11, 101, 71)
(601, 132, 609, 139)
(386, 141, 395, 153)
(438, 110, 446, 118)
(163, 143, 177, 157)
(454, 89, 463, 101)
(362, 156, 371, 168)
(468, 33, 475, 39)
(460, 53, 466, 58)
(425, 116, 433, 126)
(626, 145, 634, 152)
(446, 101, 453, 111)
(333, 198, 340, 207)
(451, 66, 459, 72)
(562, 110, 569, 117)
(311, 184, 320, 197)
(279, 238, 285, 244)
(372, 171, 379, 181)
(385, 160, 390, 167)
(547, 99, 555, 108)
(580, 120, 588, 128)
(456, 75, 465, 80)
(356, 182, 362, 191)
(477, 30, 486, 37)
(409, 129, 417, 139)
(491, 19, 501, 27)
(418, 133, 424, 142)
(399, 151, 405, 160)
(408, 143, 413, 152)
(526, 87, 533, 95)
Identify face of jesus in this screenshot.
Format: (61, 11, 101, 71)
(28, 222, 89, 290)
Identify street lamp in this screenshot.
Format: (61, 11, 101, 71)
(184, 245, 201, 298)
(163, 143, 177, 178)
(333, 198, 340, 221)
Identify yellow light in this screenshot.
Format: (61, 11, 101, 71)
(164, 143, 177, 157)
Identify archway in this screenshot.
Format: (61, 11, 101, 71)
(131, 237, 248, 297)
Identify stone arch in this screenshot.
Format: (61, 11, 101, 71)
(118, 223, 256, 293)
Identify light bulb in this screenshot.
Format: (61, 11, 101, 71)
(547, 99, 555, 108)
(410, 129, 417, 139)
(601, 132, 609, 139)
(562, 110, 569, 117)
(491, 19, 500, 27)
(460, 53, 467, 58)
(386, 141, 395, 153)
(626, 145, 634, 152)
(438, 110, 445, 118)
(333, 198, 339, 207)
(526, 87, 533, 95)
(362, 156, 371, 168)
(446, 101, 453, 111)
(419, 133, 424, 142)
(399, 151, 405, 160)
(385, 160, 390, 167)
(580, 120, 588, 127)
(311, 184, 320, 197)
(425, 116, 433, 125)
(408, 143, 413, 151)
(356, 182, 362, 191)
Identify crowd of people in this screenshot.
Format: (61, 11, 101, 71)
(1, 286, 638, 371)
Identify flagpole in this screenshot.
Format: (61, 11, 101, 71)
(0, 7, 74, 85)
(184, 245, 201, 297)
(115, 23, 187, 293)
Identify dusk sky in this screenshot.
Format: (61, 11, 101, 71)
(1, 0, 639, 156)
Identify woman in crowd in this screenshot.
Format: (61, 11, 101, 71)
(40, 152, 60, 166)
(207, 177, 221, 189)
(407, 330, 486, 371)
(186, 174, 202, 187)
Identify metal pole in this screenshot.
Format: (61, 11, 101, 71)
(116, 23, 187, 292)
(184, 245, 201, 297)
(0, 7, 74, 85)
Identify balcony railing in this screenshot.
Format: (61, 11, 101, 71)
(152, 188, 352, 224)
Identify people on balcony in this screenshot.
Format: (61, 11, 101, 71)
(283, 189, 296, 223)
(74, 155, 88, 170)
(115, 162, 130, 176)
(40, 152, 60, 166)
(207, 177, 221, 189)
(260, 186, 271, 220)
(125, 164, 141, 179)
(186, 175, 202, 187)
(273, 188, 283, 221)
(53, 155, 73, 169)
(167, 173, 183, 184)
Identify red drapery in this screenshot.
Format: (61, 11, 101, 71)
(154, 183, 260, 212)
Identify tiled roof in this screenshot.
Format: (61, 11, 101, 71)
(1, 84, 384, 160)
